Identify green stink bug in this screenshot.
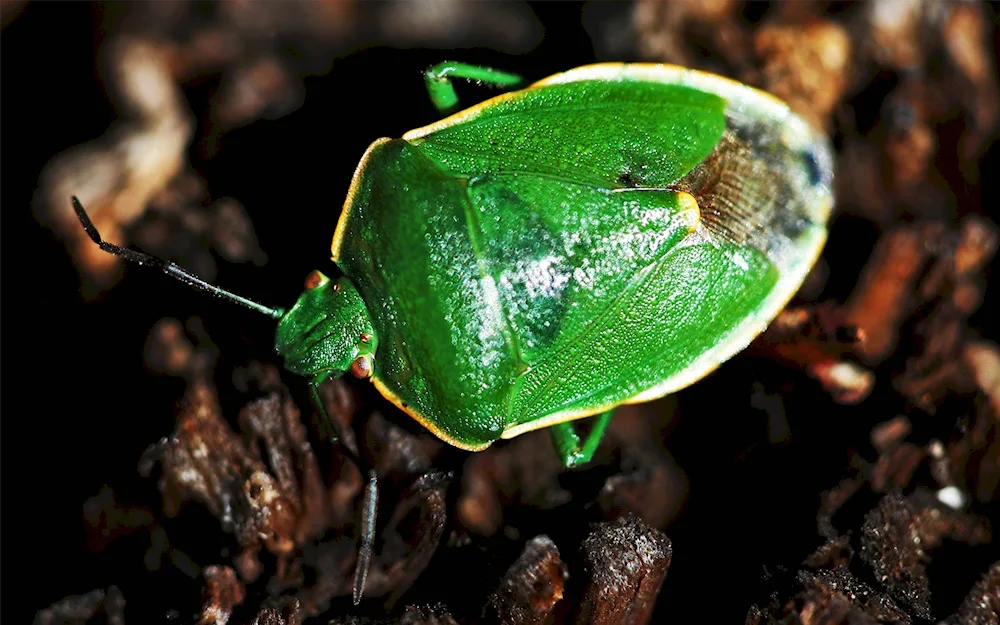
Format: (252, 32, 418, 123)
(74, 61, 833, 602)
(281, 61, 833, 463)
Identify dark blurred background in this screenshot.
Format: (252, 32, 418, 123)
(4, 2, 999, 624)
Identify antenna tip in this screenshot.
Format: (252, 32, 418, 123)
(71, 196, 103, 244)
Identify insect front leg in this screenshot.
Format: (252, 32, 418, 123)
(549, 410, 614, 468)
(308, 373, 350, 447)
(423, 61, 523, 116)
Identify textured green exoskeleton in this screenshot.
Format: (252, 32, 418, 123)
(279, 62, 834, 465)
(74, 61, 833, 603)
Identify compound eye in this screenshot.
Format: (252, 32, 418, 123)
(304, 270, 330, 289)
(350, 354, 373, 379)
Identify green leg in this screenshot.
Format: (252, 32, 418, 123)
(309, 372, 369, 465)
(308, 373, 341, 445)
(550, 410, 614, 468)
(424, 61, 523, 116)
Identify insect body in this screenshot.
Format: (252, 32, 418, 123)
(74, 61, 833, 602)
(277, 62, 834, 465)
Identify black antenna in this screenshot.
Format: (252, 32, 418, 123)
(72, 197, 285, 320)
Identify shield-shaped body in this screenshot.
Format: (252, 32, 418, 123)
(329, 63, 833, 450)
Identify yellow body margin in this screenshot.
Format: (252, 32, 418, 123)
(370, 376, 494, 451)
(331, 137, 393, 262)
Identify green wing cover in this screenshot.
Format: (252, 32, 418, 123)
(410, 80, 726, 189)
(338, 78, 778, 444)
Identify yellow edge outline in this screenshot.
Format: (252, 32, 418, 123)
(331, 137, 393, 261)
(371, 376, 493, 451)
(331, 62, 833, 447)
(330, 137, 492, 451)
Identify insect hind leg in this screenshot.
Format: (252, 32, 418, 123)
(549, 409, 614, 468)
(423, 61, 522, 116)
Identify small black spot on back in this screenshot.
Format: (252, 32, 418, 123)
(617, 171, 639, 188)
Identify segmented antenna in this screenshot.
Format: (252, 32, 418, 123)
(71, 196, 285, 320)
